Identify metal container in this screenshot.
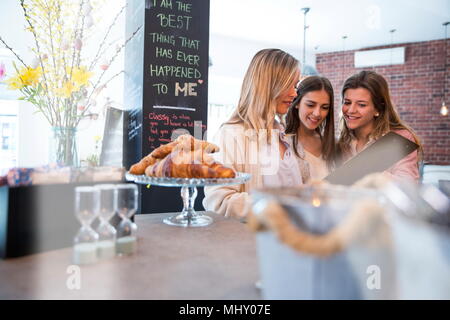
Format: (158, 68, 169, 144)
(250, 183, 450, 300)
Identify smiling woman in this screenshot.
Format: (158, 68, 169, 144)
(337, 70, 423, 182)
(202, 48, 305, 218)
(285, 76, 336, 183)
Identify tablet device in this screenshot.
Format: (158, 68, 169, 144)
(325, 131, 419, 186)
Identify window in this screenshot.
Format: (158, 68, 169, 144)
(0, 101, 18, 171)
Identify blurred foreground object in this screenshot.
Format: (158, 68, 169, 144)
(0, 166, 125, 187)
(249, 180, 450, 299)
(0, 167, 125, 258)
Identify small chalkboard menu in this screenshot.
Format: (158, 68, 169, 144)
(100, 107, 126, 167)
(124, 0, 210, 214)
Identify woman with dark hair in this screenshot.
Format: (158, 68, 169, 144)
(285, 76, 336, 182)
(338, 70, 422, 182)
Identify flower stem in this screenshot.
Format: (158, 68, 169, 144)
(0, 36, 28, 68)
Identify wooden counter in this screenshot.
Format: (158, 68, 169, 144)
(0, 212, 261, 299)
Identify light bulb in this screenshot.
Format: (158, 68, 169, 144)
(440, 101, 448, 116)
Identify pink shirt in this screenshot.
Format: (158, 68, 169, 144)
(348, 129, 419, 183)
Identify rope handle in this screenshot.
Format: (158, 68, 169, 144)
(247, 197, 387, 257)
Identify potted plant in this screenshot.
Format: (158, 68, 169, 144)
(0, 0, 140, 167)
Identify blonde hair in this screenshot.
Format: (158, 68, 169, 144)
(338, 70, 422, 160)
(226, 49, 300, 139)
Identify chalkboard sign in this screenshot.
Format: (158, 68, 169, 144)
(143, 0, 209, 151)
(124, 0, 210, 214)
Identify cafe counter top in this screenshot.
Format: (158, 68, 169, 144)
(0, 212, 261, 299)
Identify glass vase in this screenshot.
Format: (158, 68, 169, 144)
(49, 126, 79, 167)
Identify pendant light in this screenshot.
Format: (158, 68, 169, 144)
(300, 7, 319, 76)
(342, 35, 348, 81)
(301, 7, 310, 69)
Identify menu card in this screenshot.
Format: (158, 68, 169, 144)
(325, 131, 419, 186)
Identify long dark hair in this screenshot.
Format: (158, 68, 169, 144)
(337, 70, 422, 160)
(285, 76, 336, 169)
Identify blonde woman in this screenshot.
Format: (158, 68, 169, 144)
(202, 48, 303, 218)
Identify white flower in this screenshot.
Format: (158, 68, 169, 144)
(82, 2, 92, 15)
(31, 57, 40, 69)
(85, 15, 94, 28)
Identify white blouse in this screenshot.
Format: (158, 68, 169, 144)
(304, 149, 329, 182)
(262, 133, 303, 188)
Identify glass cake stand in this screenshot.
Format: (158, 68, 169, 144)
(125, 172, 251, 227)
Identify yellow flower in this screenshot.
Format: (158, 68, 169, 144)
(5, 66, 42, 89)
(71, 66, 92, 90)
(57, 81, 76, 98)
(5, 75, 25, 90)
(20, 66, 42, 86)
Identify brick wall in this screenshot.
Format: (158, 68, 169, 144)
(316, 39, 450, 165)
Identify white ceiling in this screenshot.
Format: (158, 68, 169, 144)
(210, 0, 450, 54)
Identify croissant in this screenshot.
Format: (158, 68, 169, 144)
(176, 134, 220, 154)
(150, 134, 219, 159)
(129, 135, 226, 177)
(129, 153, 158, 175)
(208, 162, 237, 178)
(149, 140, 179, 159)
(145, 149, 236, 179)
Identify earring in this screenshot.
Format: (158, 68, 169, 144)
(375, 113, 380, 117)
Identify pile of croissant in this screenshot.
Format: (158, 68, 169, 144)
(129, 134, 236, 179)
